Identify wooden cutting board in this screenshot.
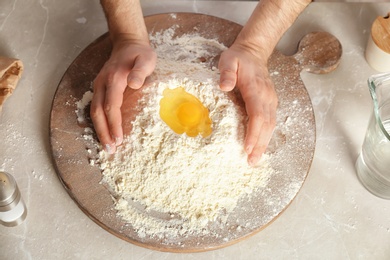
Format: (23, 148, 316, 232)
(50, 13, 341, 252)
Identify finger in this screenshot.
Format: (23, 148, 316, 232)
(248, 128, 274, 166)
(248, 105, 277, 166)
(241, 81, 264, 154)
(104, 71, 128, 146)
(245, 111, 264, 156)
(127, 52, 156, 89)
(247, 122, 271, 166)
(90, 77, 116, 154)
(218, 52, 238, 92)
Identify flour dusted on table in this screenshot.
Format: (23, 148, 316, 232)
(98, 28, 275, 239)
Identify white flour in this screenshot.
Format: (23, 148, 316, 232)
(96, 28, 275, 239)
(75, 90, 93, 124)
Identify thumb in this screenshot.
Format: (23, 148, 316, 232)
(127, 53, 156, 89)
(218, 51, 238, 92)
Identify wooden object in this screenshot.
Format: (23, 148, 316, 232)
(0, 57, 23, 112)
(50, 13, 342, 252)
(365, 13, 390, 72)
(372, 12, 390, 53)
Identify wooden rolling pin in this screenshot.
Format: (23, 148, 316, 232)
(365, 12, 390, 72)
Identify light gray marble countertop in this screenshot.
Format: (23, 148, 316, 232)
(1, 1, 390, 259)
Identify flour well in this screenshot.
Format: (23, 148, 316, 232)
(97, 28, 275, 239)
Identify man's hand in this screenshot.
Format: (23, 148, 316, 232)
(218, 0, 311, 165)
(219, 43, 277, 166)
(90, 38, 156, 154)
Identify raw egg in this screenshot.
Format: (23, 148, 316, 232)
(159, 87, 212, 137)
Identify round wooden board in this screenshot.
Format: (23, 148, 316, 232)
(49, 13, 340, 252)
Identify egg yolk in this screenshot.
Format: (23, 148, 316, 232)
(177, 102, 202, 127)
(159, 87, 212, 138)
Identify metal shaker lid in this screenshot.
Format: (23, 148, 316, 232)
(0, 171, 20, 208)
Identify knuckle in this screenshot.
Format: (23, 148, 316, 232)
(104, 103, 114, 114)
(105, 73, 116, 90)
(248, 108, 265, 120)
(269, 118, 277, 129)
(221, 68, 236, 75)
(90, 106, 101, 121)
(104, 102, 121, 115)
(148, 50, 157, 60)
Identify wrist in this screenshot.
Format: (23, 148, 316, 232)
(233, 34, 274, 61)
(101, 0, 149, 47)
(111, 33, 150, 49)
(231, 37, 271, 65)
(234, 0, 311, 60)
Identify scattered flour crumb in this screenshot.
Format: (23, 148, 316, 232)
(76, 17, 87, 24)
(75, 91, 93, 123)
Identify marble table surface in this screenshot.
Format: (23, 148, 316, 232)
(1, 1, 389, 259)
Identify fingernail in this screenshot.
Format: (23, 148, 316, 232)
(221, 80, 233, 89)
(248, 156, 259, 167)
(128, 77, 142, 89)
(248, 157, 256, 167)
(105, 143, 115, 154)
(115, 136, 123, 146)
(245, 145, 253, 154)
(222, 79, 232, 85)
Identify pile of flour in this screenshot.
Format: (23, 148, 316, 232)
(97, 28, 274, 239)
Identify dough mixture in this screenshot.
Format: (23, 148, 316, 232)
(93, 28, 275, 239)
